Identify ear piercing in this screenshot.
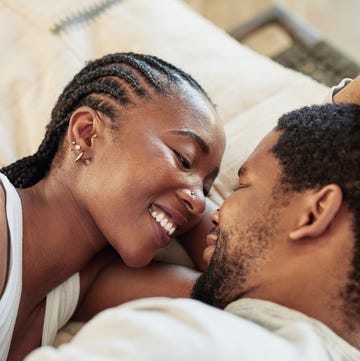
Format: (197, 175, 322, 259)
(69, 141, 81, 151)
(75, 151, 84, 162)
(70, 138, 95, 164)
(191, 191, 197, 197)
(69, 141, 84, 162)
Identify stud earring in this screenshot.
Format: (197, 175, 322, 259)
(75, 144, 81, 151)
(69, 140, 76, 152)
(191, 191, 197, 197)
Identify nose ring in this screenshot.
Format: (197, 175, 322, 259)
(191, 191, 197, 197)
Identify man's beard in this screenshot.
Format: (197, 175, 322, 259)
(191, 228, 246, 309)
(191, 218, 274, 309)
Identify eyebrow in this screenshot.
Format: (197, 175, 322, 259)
(170, 129, 210, 154)
(237, 165, 248, 177)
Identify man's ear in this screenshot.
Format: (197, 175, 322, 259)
(67, 106, 99, 149)
(289, 184, 343, 240)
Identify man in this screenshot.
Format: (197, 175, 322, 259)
(192, 102, 360, 355)
(25, 100, 360, 361)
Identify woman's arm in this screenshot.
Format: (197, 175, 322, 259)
(74, 255, 200, 322)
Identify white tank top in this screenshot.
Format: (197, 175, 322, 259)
(0, 173, 80, 360)
(0, 173, 23, 361)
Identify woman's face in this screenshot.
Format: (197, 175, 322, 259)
(82, 85, 226, 267)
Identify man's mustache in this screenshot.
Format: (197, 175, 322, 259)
(208, 226, 220, 237)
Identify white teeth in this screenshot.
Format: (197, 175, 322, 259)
(150, 208, 177, 236)
(156, 213, 164, 222)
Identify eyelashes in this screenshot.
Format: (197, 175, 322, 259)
(171, 148, 211, 197)
(232, 184, 247, 192)
(173, 149, 191, 169)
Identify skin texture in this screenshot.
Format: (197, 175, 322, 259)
(1, 83, 225, 360)
(193, 130, 360, 348)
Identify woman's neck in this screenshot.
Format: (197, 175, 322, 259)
(18, 176, 107, 305)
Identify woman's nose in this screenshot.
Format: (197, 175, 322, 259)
(176, 188, 206, 215)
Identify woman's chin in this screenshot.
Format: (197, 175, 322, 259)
(121, 250, 155, 269)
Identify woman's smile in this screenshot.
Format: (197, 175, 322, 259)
(150, 205, 178, 237)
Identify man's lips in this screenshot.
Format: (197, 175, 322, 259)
(206, 233, 218, 246)
(203, 227, 219, 264)
(206, 227, 219, 246)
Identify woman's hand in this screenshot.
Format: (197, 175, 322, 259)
(333, 75, 360, 104)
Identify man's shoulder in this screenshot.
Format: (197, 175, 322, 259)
(226, 298, 360, 361)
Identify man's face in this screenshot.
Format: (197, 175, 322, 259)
(192, 131, 298, 308)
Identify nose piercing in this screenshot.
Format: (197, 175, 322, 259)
(191, 191, 197, 197)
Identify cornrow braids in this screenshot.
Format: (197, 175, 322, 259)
(1, 52, 212, 188)
(271, 102, 360, 317)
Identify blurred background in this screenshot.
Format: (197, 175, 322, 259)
(183, 0, 360, 86)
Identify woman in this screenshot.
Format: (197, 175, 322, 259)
(0, 52, 226, 361)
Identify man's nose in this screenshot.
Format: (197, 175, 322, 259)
(210, 208, 220, 226)
(176, 188, 206, 215)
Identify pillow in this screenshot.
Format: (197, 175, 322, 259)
(0, 0, 328, 204)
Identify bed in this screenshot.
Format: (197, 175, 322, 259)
(0, 0, 329, 350)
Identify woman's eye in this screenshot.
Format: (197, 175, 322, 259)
(173, 149, 191, 169)
(203, 188, 210, 197)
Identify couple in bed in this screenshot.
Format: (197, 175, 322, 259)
(0, 52, 359, 360)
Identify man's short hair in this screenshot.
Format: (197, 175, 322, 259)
(271, 102, 360, 312)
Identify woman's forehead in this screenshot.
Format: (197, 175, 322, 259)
(130, 86, 220, 130)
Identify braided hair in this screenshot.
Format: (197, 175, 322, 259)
(271, 102, 360, 315)
(1, 52, 212, 188)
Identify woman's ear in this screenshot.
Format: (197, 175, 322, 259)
(289, 184, 343, 240)
(67, 106, 98, 149)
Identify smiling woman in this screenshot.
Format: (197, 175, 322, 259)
(0, 52, 225, 361)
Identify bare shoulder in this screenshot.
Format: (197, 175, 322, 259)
(0, 182, 9, 296)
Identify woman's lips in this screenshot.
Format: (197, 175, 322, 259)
(148, 204, 179, 248)
(149, 205, 177, 236)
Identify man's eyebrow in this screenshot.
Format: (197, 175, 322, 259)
(237, 165, 248, 177)
(170, 130, 209, 154)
